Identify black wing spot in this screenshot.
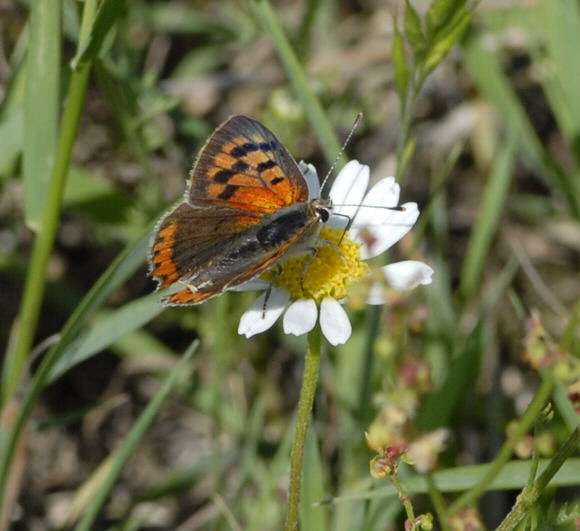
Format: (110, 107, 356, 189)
(230, 142, 259, 158)
(214, 169, 235, 183)
(218, 185, 238, 200)
(232, 160, 250, 172)
(259, 141, 277, 151)
(257, 160, 277, 172)
(271, 176, 284, 185)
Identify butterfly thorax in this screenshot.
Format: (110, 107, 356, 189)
(202, 198, 330, 288)
(254, 198, 331, 256)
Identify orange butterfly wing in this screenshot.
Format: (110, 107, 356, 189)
(149, 116, 311, 305)
(189, 115, 308, 210)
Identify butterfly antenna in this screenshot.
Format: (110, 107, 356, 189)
(319, 112, 363, 193)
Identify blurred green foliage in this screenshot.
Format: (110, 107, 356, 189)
(0, 0, 578, 529)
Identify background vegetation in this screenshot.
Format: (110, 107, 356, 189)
(0, 0, 578, 529)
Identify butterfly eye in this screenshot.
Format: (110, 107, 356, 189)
(317, 207, 330, 223)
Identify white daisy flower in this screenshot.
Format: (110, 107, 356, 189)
(237, 160, 434, 346)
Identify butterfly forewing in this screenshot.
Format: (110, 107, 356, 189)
(189, 115, 309, 211)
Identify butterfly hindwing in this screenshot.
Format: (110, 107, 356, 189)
(150, 202, 262, 289)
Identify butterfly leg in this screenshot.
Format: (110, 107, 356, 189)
(299, 246, 319, 292)
(319, 238, 347, 264)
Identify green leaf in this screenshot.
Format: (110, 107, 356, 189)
(23, 0, 60, 230)
(71, 0, 126, 69)
(392, 24, 410, 100)
(64, 165, 131, 224)
(423, 11, 471, 75)
(404, 0, 424, 52)
(416, 322, 483, 431)
(426, 0, 467, 37)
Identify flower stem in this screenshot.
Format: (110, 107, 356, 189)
(285, 326, 322, 531)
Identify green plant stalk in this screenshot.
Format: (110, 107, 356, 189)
(2, 0, 101, 403)
(425, 473, 450, 531)
(251, 0, 342, 165)
(285, 326, 322, 531)
(396, 69, 423, 183)
(496, 426, 580, 531)
(3, 62, 91, 403)
(391, 471, 417, 527)
(449, 372, 555, 513)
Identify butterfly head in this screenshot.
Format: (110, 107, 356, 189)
(312, 197, 332, 224)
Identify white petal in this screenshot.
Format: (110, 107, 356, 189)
(366, 282, 386, 306)
(361, 176, 400, 209)
(231, 278, 271, 291)
(351, 177, 400, 228)
(319, 297, 352, 346)
(283, 299, 318, 336)
(354, 202, 420, 259)
(328, 160, 369, 221)
(299, 161, 320, 200)
(238, 288, 289, 338)
(381, 261, 434, 290)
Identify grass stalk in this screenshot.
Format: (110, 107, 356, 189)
(251, 0, 342, 165)
(496, 426, 580, 530)
(2, 0, 98, 404)
(449, 371, 555, 513)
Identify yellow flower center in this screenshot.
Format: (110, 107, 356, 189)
(261, 227, 369, 302)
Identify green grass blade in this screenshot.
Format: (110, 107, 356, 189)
(459, 126, 517, 300)
(48, 293, 163, 383)
(2, 66, 91, 403)
(251, 0, 342, 165)
(74, 340, 198, 531)
(416, 321, 483, 431)
(301, 429, 328, 531)
(327, 457, 580, 502)
(419, 258, 519, 430)
(537, 0, 580, 146)
(0, 109, 23, 177)
(0, 227, 151, 505)
(464, 30, 580, 217)
(23, 0, 60, 229)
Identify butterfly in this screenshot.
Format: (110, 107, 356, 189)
(149, 115, 332, 305)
